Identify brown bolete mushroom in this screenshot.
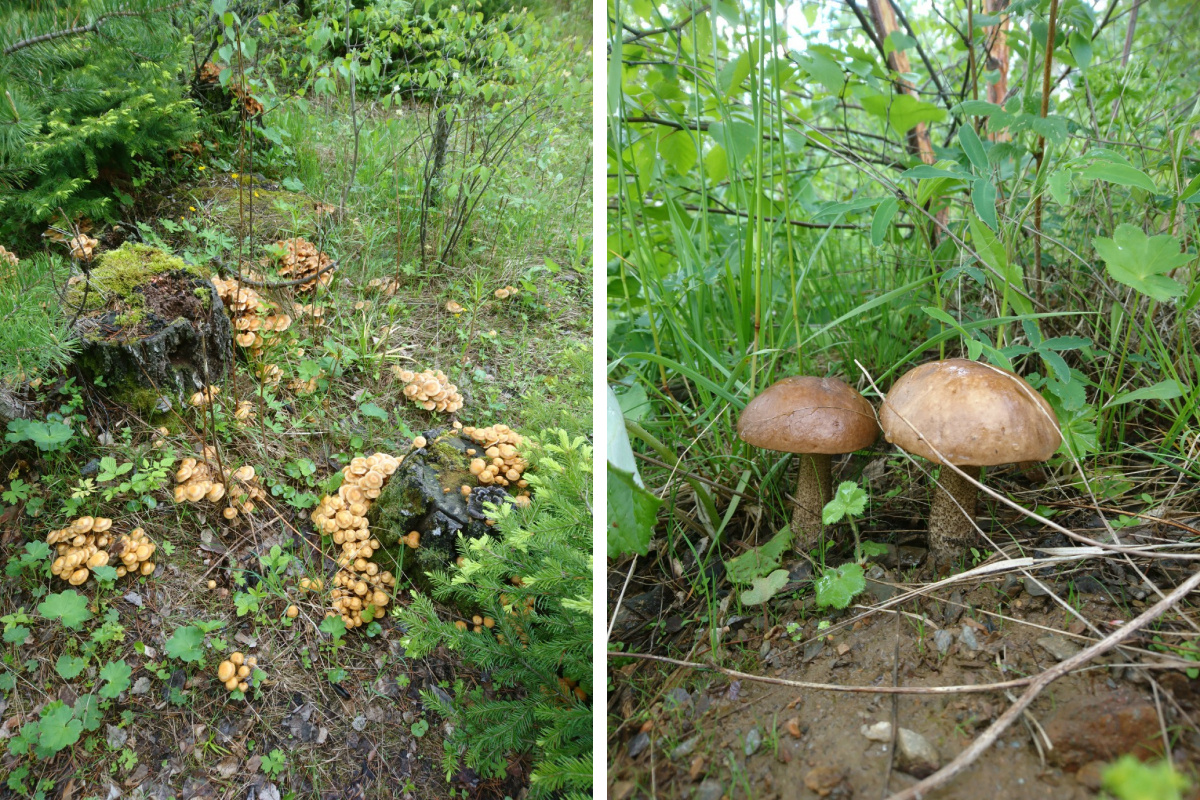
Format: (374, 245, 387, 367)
(879, 359, 1061, 565)
(737, 376, 880, 550)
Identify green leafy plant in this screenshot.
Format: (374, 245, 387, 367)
(1102, 755, 1189, 800)
(395, 429, 592, 799)
(37, 590, 92, 630)
(6, 419, 74, 453)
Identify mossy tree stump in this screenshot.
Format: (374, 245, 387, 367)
(369, 433, 511, 571)
(69, 244, 232, 413)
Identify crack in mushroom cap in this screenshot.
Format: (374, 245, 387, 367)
(737, 376, 879, 454)
(879, 358, 1061, 466)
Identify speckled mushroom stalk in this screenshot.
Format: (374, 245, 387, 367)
(790, 452, 832, 543)
(928, 464, 981, 556)
(738, 376, 880, 553)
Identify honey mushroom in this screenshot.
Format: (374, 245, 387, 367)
(268, 237, 334, 292)
(493, 285, 519, 300)
(211, 275, 293, 359)
(216, 652, 260, 694)
(47, 517, 156, 585)
(393, 367, 464, 414)
(174, 450, 266, 521)
(189, 385, 221, 409)
(445, 300, 464, 314)
(462, 424, 532, 507)
(367, 277, 401, 297)
(311, 452, 402, 629)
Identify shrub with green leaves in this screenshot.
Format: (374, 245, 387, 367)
(0, 0, 199, 239)
(396, 429, 592, 799)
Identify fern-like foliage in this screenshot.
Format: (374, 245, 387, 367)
(396, 429, 593, 800)
(0, 0, 200, 241)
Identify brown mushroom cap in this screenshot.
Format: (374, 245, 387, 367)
(879, 358, 1061, 466)
(737, 376, 879, 454)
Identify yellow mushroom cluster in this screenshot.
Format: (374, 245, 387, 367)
(293, 303, 326, 326)
(215, 651, 257, 694)
(493, 285, 519, 300)
(189, 385, 221, 409)
(173, 449, 266, 520)
(47, 517, 156, 585)
(0, 246, 17, 279)
(269, 238, 333, 292)
(367, 277, 400, 297)
(462, 425, 531, 505)
(233, 400, 255, 422)
(68, 234, 98, 260)
(257, 363, 283, 386)
(288, 377, 319, 395)
(211, 275, 291, 355)
(311, 453, 402, 629)
(394, 367, 464, 414)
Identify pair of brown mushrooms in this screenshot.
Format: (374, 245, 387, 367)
(738, 359, 1062, 567)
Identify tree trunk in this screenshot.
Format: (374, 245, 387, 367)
(865, 0, 935, 165)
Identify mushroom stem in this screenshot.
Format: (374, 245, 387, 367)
(790, 452, 832, 551)
(928, 465, 982, 564)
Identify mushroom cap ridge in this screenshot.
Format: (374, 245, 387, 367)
(879, 358, 1061, 466)
(737, 376, 879, 454)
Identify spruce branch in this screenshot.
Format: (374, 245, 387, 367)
(3, 3, 184, 56)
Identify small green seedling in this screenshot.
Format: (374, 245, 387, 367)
(813, 482, 869, 609)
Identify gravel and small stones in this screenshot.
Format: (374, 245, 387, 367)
(1024, 576, 1052, 597)
(957, 625, 980, 651)
(1042, 691, 1161, 768)
(933, 628, 954, 654)
(1037, 635, 1083, 661)
(694, 779, 724, 800)
(803, 766, 848, 797)
(862, 721, 941, 777)
(671, 736, 700, 759)
(626, 731, 651, 758)
(864, 565, 897, 602)
(743, 727, 762, 756)
(941, 590, 966, 625)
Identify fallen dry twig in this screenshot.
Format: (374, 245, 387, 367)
(885, 566, 1200, 800)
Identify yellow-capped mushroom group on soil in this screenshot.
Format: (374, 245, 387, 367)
(173, 447, 266, 520)
(47, 517, 156, 586)
(311, 452, 402, 628)
(394, 367, 464, 414)
(211, 274, 293, 356)
(215, 651, 258, 694)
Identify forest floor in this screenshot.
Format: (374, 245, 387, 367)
(0, 62, 591, 800)
(608, 468, 1200, 800)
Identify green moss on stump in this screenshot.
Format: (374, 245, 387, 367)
(67, 243, 203, 312)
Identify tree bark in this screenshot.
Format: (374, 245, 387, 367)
(864, 0, 935, 165)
